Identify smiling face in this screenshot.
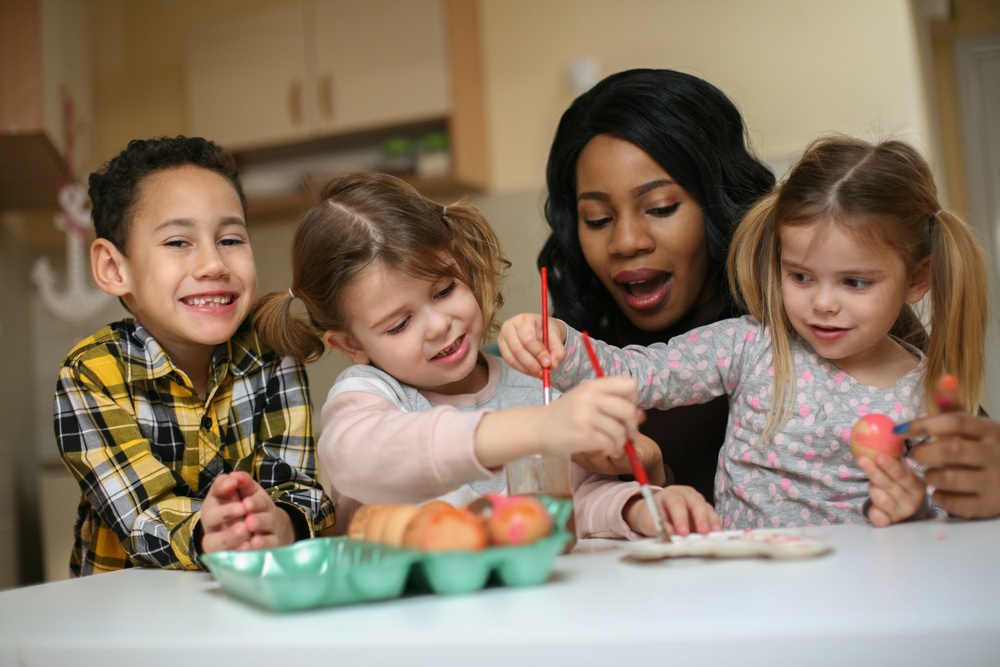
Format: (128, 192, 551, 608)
(99, 165, 256, 373)
(575, 134, 714, 332)
(779, 218, 929, 380)
(325, 261, 487, 396)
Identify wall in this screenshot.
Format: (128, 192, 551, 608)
(479, 0, 933, 192)
(0, 216, 49, 588)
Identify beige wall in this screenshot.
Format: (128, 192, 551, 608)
(479, 0, 933, 191)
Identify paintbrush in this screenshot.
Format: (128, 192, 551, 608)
(580, 332, 672, 542)
(540, 267, 552, 406)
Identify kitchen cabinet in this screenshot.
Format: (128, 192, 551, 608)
(0, 0, 92, 210)
(311, 0, 450, 136)
(187, 0, 449, 142)
(186, 0, 489, 213)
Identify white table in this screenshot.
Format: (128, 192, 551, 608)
(2, 520, 999, 666)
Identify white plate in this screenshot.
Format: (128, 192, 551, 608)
(623, 529, 833, 561)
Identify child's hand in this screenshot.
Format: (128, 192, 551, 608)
(540, 377, 643, 457)
(238, 481, 297, 550)
(573, 433, 666, 486)
(624, 485, 721, 538)
(498, 313, 567, 378)
(858, 454, 928, 527)
(200, 472, 254, 553)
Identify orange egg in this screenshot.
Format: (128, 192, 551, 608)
(475, 493, 552, 546)
(380, 504, 421, 546)
(402, 502, 487, 551)
(347, 503, 388, 540)
(850, 413, 904, 461)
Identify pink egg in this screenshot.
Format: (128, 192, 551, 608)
(849, 413, 904, 461)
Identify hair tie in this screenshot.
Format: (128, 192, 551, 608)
(442, 205, 448, 217)
(934, 208, 944, 218)
(288, 288, 295, 300)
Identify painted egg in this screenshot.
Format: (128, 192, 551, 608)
(850, 413, 904, 461)
(401, 502, 488, 552)
(469, 493, 553, 546)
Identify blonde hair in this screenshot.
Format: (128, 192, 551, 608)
(254, 172, 511, 362)
(728, 135, 989, 437)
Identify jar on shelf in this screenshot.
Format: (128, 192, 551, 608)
(380, 136, 416, 175)
(417, 131, 452, 178)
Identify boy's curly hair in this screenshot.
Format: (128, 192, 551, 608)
(88, 136, 246, 253)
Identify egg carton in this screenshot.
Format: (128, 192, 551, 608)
(202, 496, 573, 612)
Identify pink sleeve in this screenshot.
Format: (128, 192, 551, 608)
(318, 390, 497, 504)
(329, 495, 363, 536)
(571, 464, 646, 540)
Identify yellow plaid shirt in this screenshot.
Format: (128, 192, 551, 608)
(54, 319, 335, 576)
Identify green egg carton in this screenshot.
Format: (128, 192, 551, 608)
(202, 496, 573, 611)
(202, 537, 420, 612)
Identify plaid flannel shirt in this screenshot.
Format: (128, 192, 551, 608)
(53, 319, 335, 576)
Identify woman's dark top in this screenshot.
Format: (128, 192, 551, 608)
(610, 291, 741, 502)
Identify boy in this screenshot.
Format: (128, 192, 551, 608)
(53, 136, 334, 576)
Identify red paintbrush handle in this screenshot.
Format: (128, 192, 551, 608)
(541, 267, 549, 349)
(582, 332, 650, 485)
(624, 441, 649, 486)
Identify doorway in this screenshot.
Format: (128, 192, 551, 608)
(955, 31, 1000, 417)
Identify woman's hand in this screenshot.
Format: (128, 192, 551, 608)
(572, 433, 666, 486)
(902, 413, 1000, 519)
(893, 373, 1000, 519)
(498, 313, 567, 378)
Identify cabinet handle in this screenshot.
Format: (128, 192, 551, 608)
(319, 74, 334, 121)
(289, 79, 304, 126)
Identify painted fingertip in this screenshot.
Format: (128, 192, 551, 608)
(893, 422, 911, 434)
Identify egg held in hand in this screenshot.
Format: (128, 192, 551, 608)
(468, 493, 553, 546)
(850, 413, 904, 461)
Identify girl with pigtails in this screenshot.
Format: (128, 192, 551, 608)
(254, 172, 719, 539)
(500, 135, 992, 529)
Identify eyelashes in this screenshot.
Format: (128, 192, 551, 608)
(580, 202, 681, 229)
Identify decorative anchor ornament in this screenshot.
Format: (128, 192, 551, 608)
(31, 182, 112, 323)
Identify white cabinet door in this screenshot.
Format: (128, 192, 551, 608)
(312, 0, 450, 133)
(186, 4, 312, 150)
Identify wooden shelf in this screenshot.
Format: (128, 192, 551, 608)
(0, 132, 70, 210)
(246, 173, 482, 223)
(235, 116, 485, 222)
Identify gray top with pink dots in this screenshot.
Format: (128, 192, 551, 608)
(553, 316, 928, 530)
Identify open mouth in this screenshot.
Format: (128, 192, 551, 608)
(432, 334, 466, 360)
(614, 270, 671, 311)
(809, 324, 848, 340)
(182, 295, 234, 307)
